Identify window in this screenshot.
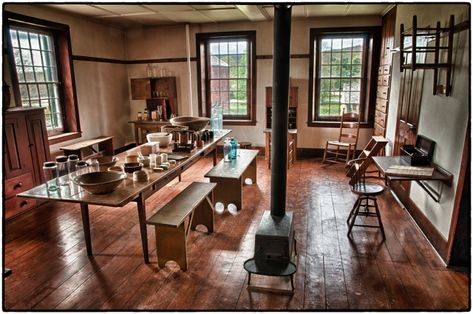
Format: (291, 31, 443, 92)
(308, 28, 380, 126)
(5, 12, 81, 142)
(9, 27, 63, 133)
(196, 31, 256, 125)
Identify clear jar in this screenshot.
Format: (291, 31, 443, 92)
(75, 160, 89, 176)
(67, 154, 79, 177)
(88, 158, 100, 172)
(137, 112, 142, 120)
(55, 156, 69, 186)
(43, 162, 59, 191)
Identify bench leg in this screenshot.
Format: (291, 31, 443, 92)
(191, 193, 215, 233)
(243, 157, 257, 184)
(80, 203, 93, 256)
(210, 177, 242, 210)
(155, 224, 187, 271)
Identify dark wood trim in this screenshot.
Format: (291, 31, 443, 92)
(48, 132, 81, 146)
(256, 54, 273, 60)
(72, 55, 125, 64)
(307, 26, 382, 127)
(256, 54, 310, 60)
(453, 20, 470, 33)
(446, 123, 469, 264)
(72, 55, 197, 64)
(223, 120, 257, 126)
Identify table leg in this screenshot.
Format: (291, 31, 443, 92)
(244, 157, 257, 184)
(136, 194, 150, 263)
(80, 203, 92, 256)
(213, 148, 217, 166)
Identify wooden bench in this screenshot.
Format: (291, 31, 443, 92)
(146, 182, 216, 271)
(60, 136, 114, 159)
(204, 149, 258, 211)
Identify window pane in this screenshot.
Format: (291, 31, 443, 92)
(321, 52, 331, 64)
(16, 66, 25, 82)
(10, 30, 18, 47)
(320, 79, 330, 91)
(342, 38, 352, 49)
(18, 31, 30, 48)
(321, 65, 331, 77)
(351, 79, 361, 91)
(237, 41, 247, 54)
(38, 84, 48, 99)
(32, 50, 43, 66)
(13, 48, 22, 65)
(19, 85, 29, 101)
(35, 67, 45, 82)
(24, 66, 35, 81)
(21, 49, 32, 66)
(352, 51, 362, 64)
(341, 64, 351, 77)
(352, 38, 363, 51)
(341, 79, 351, 91)
(321, 39, 331, 51)
(228, 42, 237, 54)
(30, 33, 40, 50)
(331, 52, 341, 64)
(331, 65, 341, 77)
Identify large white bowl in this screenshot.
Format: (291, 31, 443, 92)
(146, 132, 172, 147)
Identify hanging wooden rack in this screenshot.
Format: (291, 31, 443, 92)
(400, 15, 455, 96)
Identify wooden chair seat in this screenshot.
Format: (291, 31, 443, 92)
(327, 141, 355, 147)
(351, 182, 384, 196)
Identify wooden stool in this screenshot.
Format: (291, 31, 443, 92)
(347, 183, 385, 239)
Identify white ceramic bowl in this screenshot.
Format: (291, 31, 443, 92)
(146, 132, 172, 147)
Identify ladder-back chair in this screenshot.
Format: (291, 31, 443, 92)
(323, 109, 361, 164)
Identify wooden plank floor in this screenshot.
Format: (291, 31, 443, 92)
(3, 157, 469, 310)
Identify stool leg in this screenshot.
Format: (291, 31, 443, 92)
(347, 198, 362, 236)
(347, 197, 361, 224)
(373, 198, 386, 239)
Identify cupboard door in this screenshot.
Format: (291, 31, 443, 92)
(26, 111, 51, 184)
(131, 78, 151, 100)
(3, 114, 32, 179)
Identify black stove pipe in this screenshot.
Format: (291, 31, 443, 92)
(270, 5, 292, 218)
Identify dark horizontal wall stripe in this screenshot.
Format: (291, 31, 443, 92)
(72, 55, 125, 64)
(72, 55, 197, 64)
(126, 57, 197, 64)
(73, 54, 310, 64)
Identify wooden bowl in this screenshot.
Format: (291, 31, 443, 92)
(73, 171, 126, 194)
(170, 116, 210, 132)
(88, 156, 118, 168)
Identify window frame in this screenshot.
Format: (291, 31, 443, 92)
(196, 31, 257, 126)
(308, 27, 381, 128)
(4, 12, 81, 143)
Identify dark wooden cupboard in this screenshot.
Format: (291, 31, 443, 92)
(130, 77, 178, 119)
(4, 107, 51, 219)
(265, 86, 298, 129)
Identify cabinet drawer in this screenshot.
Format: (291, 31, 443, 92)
(376, 99, 389, 114)
(374, 122, 386, 136)
(5, 172, 35, 199)
(376, 86, 390, 100)
(5, 197, 36, 220)
(378, 65, 391, 76)
(375, 110, 387, 126)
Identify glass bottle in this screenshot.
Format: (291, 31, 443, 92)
(229, 138, 237, 160)
(75, 160, 89, 176)
(146, 64, 153, 77)
(88, 158, 100, 172)
(223, 138, 231, 162)
(137, 111, 142, 120)
(55, 156, 69, 186)
(43, 162, 59, 191)
(143, 108, 149, 120)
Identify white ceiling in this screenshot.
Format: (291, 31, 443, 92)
(43, 4, 394, 29)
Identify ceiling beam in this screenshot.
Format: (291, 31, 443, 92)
(236, 5, 270, 22)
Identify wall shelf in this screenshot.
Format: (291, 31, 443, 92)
(400, 15, 455, 96)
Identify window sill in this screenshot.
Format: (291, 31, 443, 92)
(48, 132, 82, 146)
(223, 120, 257, 126)
(307, 121, 373, 128)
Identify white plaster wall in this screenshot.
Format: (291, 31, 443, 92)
(385, 4, 469, 238)
(125, 16, 382, 147)
(4, 5, 131, 152)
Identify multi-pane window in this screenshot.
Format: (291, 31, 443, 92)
(309, 28, 378, 125)
(9, 27, 63, 133)
(197, 31, 256, 124)
(318, 36, 365, 118)
(208, 39, 249, 117)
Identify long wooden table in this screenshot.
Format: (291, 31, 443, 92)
(18, 129, 231, 263)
